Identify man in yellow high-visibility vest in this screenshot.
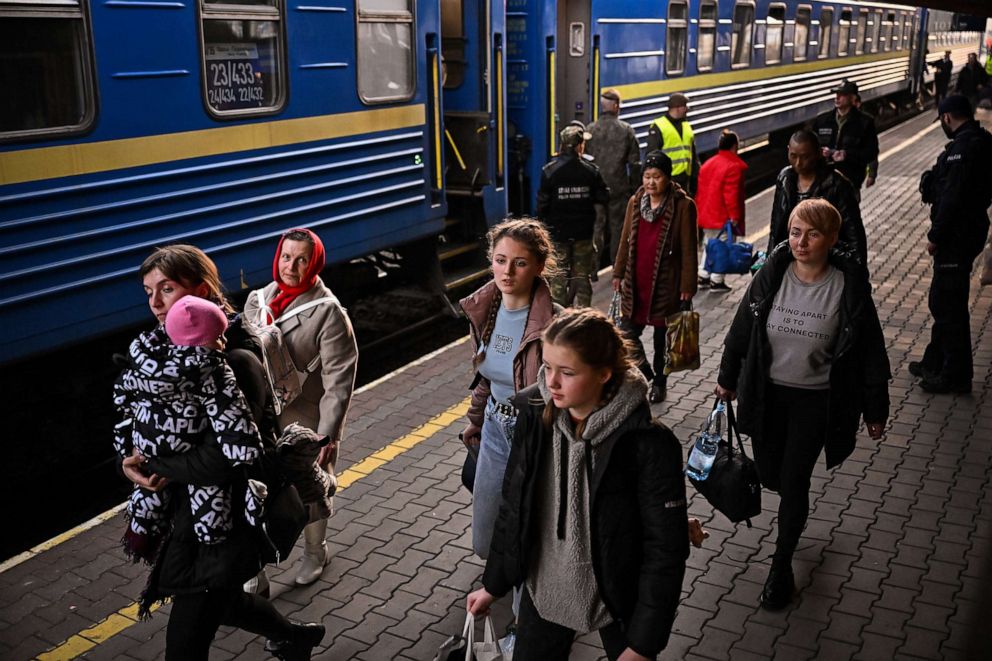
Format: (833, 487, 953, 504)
(645, 93, 700, 197)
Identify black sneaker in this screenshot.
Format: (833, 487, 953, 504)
(698, 277, 711, 289)
(266, 622, 325, 661)
(710, 281, 731, 293)
(760, 565, 795, 611)
(907, 361, 930, 378)
(920, 374, 972, 394)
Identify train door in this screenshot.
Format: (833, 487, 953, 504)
(434, 0, 507, 289)
(555, 0, 592, 132)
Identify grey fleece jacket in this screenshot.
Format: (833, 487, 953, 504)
(525, 368, 650, 633)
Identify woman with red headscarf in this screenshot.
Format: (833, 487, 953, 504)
(244, 228, 359, 587)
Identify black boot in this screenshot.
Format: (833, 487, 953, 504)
(649, 375, 667, 403)
(760, 558, 795, 611)
(265, 622, 325, 661)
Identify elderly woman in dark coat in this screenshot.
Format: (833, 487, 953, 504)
(716, 198, 890, 611)
(612, 150, 698, 403)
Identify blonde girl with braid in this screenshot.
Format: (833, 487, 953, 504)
(459, 218, 559, 561)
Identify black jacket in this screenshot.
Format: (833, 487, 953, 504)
(767, 163, 868, 266)
(482, 385, 689, 657)
(955, 63, 989, 98)
(537, 151, 610, 242)
(925, 119, 992, 268)
(931, 58, 953, 88)
(717, 247, 890, 470)
(811, 106, 879, 189)
(140, 440, 262, 612)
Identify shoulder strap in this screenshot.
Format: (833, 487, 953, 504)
(275, 295, 338, 323)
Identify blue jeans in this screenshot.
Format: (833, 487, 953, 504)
(472, 398, 517, 559)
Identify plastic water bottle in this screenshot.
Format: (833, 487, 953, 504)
(686, 431, 718, 481)
(686, 401, 728, 481)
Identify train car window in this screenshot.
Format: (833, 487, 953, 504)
(794, 6, 811, 62)
(901, 13, 911, 47)
(440, 0, 464, 89)
(764, 4, 784, 64)
(869, 9, 881, 53)
(818, 8, 833, 59)
(697, 0, 717, 72)
(731, 1, 754, 67)
(0, 0, 96, 140)
(882, 11, 896, 51)
(855, 9, 867, 55)
(199, 0, 286, 117)
(837, 9, 850, 56)
(666, 0, 688, 75)
(357, 0, 415, 103)
(891, 14, 901, 49)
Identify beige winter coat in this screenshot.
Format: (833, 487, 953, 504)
(244, 277, 358, 443)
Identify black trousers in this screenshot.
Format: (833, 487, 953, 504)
(755, 385, 830, 561)
(619, 319, 666, 383)
(166, 589, 295, 661)
(514, 588, 644, 661)
(922, 266, 973, 383)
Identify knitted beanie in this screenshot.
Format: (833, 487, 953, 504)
(165, 296, 228, 347)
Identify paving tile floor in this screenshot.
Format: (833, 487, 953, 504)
(1, 109, 991, 660)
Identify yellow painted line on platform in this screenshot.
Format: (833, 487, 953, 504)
(32, 397, 470, 661)
(35, 602, 162, 661)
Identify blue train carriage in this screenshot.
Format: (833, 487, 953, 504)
(0, 0, 509, 366)
(505, 0, 940, 215)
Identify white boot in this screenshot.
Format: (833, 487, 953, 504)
(243, 567, 270, 598)
(295, 518, 330, 585)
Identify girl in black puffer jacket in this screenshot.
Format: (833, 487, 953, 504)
(467, 308, 689, 661)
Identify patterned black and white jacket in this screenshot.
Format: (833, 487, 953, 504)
(112, 326, 263, 561)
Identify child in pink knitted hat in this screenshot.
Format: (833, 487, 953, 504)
(113, 296, 262, 564)
(165, 295, 228, 349)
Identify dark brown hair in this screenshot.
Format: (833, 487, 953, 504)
(540, 307, 635, 436)
(473, 218, 558, 368)
(140, 244, 234, 314)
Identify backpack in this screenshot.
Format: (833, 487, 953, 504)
(246, 289, 337, 415)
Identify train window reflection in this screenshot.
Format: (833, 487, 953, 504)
(794, 6, 810, 61)
(697, 0, 717, 72)
(666, 0, 688, 75)
(838, 9, 851, 56)
(0, 3, 95, 140)
(731, 1, 754, 67)
(882, 12, 894, 52)
(901, 13, 911, 47)
(440, 0, 464, 88)
(855, 9, 867, 55)
(357, 0, 415, 102)
(818, 8, 833, 58)
(869, 10, 881, 53)
(765, 4, 785, 64)
(199, 0, 285, 117)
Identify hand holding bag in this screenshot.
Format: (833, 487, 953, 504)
(664, 301, 700, 375)
(705, 220, 754, 275)
(434, 611, 475, 661)
(687, 398, 761, 526)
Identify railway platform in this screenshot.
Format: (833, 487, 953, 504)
(2, 108, 991, 660)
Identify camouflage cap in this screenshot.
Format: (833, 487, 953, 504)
(560, 125, 586, 148)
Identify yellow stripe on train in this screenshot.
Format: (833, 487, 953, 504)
(0, 104, 426, 187)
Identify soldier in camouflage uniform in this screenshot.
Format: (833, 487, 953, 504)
(585, 89, 640, 267)
(537, 126, 610, 307)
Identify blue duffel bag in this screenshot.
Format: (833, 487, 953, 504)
(705, 221, 753, 275)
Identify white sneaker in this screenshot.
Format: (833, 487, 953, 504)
(294, 543, 330, 585)
(244, 568, 270, 598)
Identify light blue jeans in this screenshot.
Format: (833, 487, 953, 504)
(472, 398, 517, 559)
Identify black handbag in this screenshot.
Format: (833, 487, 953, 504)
(687, 399, 762, 527)
(254, 451, 308, 564)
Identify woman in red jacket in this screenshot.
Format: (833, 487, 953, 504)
(696, 130, 748, 292)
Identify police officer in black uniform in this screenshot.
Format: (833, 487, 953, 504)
(536, 125, 609, 307)
(811, 80, 879, 194)
(913, 95, 992, 394)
